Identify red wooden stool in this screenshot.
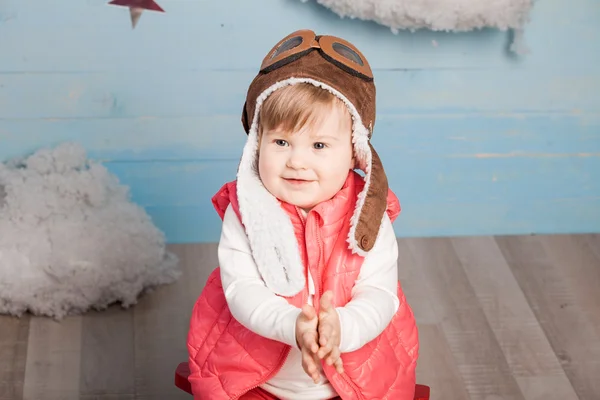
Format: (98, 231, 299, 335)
(175, 362, 430, 399)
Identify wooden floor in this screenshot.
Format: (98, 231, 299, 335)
(1, 234, 599, 400)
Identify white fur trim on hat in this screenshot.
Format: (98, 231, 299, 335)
(236, 77, 373, 297)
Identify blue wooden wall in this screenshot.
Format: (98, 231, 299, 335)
(1, 0, 599, 243)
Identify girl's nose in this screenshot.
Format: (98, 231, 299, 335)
(286, 149, 307, 170)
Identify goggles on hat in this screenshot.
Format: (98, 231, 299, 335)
(259, 29, 373, 81)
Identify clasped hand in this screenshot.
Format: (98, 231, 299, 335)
(295, 290, 344, 383)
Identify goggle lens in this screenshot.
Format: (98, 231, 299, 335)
(269, 36, 303, 60)
(332, 42, 364, 67)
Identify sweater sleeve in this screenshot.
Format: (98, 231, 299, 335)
(218, 204, 302, 348)
(335, 213, 400, 353)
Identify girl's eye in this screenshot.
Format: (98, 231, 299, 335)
(275, 139, 288, 147)
(313, 142, 326, 150)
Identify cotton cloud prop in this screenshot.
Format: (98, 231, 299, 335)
(302, 0, 534, 53)
(0, 143, 180, 319)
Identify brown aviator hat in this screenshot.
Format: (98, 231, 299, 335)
(236, 29, 389, 297)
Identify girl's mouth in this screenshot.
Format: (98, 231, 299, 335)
(284, 178, 311, 185)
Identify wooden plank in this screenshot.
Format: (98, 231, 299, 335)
(0, 315, 29, 400)
(133, 243, 217, 400)
(537, 235, 600, 338)
(584, 234, 600, 260)
(1, 69, 599, 120)
(450, 236, 578, 400)
(405, 237, 525, 400)
(398, 239, 469, 395)
(79, 305, 135, 398)
(22, 316, 82, 400)
(2, 0, 598, 72)
(416, 324, 470, 399)
(1, 113, 598, 163)
(396, 240, 438, 325)
(495, 236, 600, 400)
(515, 376, 587, 400)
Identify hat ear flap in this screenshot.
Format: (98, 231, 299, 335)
(351, 143, 389, 253)
(241, 101, 250, 134)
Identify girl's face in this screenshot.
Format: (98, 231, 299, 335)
(258, 104, 354, 211)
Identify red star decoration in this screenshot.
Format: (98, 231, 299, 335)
(108, 0, 165, 28)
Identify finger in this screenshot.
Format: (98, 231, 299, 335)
(320, 291, 334, 311)
(334, 357, 344, 374)
(311, 360, 321, 383)
(301, 304, 316, 321)
(305, 332, 319, 354)
(311, 339, 319, 354)
(326, 346, 341, 367)
(318, 328, 338, 358)
(301, 331, 318, 351)
(319, 334, 327, 347)
(303, 361, 319, 384)
(318, 322, 333, 346)
(318, 345, 333, 359)
(302, 350, 316, 372)
(302, 350, 320, 383)
(309, 364, 320, 384)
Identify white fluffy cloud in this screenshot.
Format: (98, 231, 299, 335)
(303, 0, 533, 32)
(0, 143, 180, 319)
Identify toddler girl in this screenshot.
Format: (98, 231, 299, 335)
(187, 29, 419, 400)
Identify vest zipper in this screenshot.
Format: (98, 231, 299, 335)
(312, 215, 323, 300)
(295, 207, 309, 305)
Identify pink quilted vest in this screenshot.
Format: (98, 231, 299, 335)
(187, 172, 419, 399)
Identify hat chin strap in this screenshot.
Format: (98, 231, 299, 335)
(236, 77, 378, 297)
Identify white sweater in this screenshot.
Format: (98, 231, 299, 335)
(218, 204, 400, 400)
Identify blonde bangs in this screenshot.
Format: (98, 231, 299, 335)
(258, 83, 347, 134)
